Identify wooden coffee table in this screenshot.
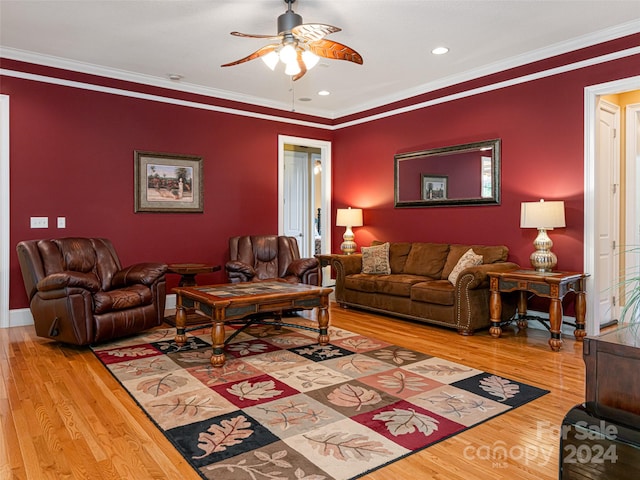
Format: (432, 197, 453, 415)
(173, 281, 333, 367)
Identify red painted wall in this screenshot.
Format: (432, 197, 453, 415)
(331, 50, 640, 274)
(3, 72, 330, 309)
(3, 35, 640, 313)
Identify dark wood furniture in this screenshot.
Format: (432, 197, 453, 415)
(174, 280, 333, 367)
(488, 269, 588, 351)
(167, 263, 221, 286)
(559, 325, 640, 479)
(584, 324, 640, 415)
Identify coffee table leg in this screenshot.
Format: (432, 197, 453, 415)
(317, 304, 329, 345)
(210, 320, 226, 368)
(175, 296, 187, 346)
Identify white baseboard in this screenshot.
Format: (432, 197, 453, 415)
(8, 307, 33, 327)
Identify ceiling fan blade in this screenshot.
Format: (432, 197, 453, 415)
(230, 31, 282, 41)
(292, 51, 308, 81)
(308, 39, 363, 65)
(291, 23, 341, 42)
(221, 44, 279, 67)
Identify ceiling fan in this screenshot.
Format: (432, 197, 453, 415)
(221, 0, 363, 81)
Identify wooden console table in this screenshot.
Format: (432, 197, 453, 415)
(488, 269, 588, 351)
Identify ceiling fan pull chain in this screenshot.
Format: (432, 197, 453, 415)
(290, 78, 296, 112)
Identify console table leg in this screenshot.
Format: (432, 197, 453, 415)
(548, 298, 563, 351)
(574, 289, 587, 341)
(489, 288, 502, 338)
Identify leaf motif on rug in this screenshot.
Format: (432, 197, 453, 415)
(138, 373, 189, 397)
(338, 337, 385, 352)
(372, 408, 439, 436)
(335, 355, 385, 374)
(255, 399, 329, 430)
(327, 384, 382, 411)
(478, 375, 520, 401)
(277, 365, 348, 389)
(372, 348, 417, 365)
(227, 342, 270, 356)
(177, 350, 212, 363)
(193, 415, 253, 459)
(151, 394, 223, 417)
(104, 346, 157, 358)
(204, 449, 326, 480)
(420, 390, 495, 417)
(411, 364, 473, 376)
(228, 380, 283, 401)
(303, 431, 393, 461)
(377, 371, 429, 395)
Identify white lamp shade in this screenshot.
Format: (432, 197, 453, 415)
(336, 207, 363, 227)
(261, 51, 279, 70)
(520, 200, 566, 229)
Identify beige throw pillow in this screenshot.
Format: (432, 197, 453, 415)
(448, 248, 483, 284)
(361, 242, 391, 274)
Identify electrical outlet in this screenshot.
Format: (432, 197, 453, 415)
(57, 217, 66, 228)
(30, 216, 48, 228)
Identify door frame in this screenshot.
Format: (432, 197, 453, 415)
(0, 95, 9, 328)
(278, 135, 332, 263)
(626, 103, 640, 277)
(584, 75, 640, 336)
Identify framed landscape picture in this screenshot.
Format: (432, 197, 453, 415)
(134, 151, 203, 213)
(421, 174, 448, 200)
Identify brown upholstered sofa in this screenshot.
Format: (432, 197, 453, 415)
(16, 237, 167, 345)
(330, 241, 519, 334)
(225, 235, 320, 286)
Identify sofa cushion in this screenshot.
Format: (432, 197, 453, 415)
(411, 280, 455, 306)
(361, 242, 391, 274)
(403, 243, 450, 278)
(441, 244, 509, 279)
(448, 248, 483, 284)
(344, 274, 378, 293)
(376, 274, 429, 296)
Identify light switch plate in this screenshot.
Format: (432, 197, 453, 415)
(30, 217, 48, 228)
(57, 217, 66, 228)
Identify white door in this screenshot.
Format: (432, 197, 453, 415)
(283, 150, 310, 256)
(595, 99, 620, 325)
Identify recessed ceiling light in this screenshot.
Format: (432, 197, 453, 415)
(167, 73, 184, 81)
(431, 47, 449, 55)
(318, 90, 330, 96)
(298, 97, 312, 102)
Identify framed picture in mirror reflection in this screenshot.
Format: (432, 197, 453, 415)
(421, 175, 448, 200)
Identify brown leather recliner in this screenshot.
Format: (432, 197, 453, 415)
(225, 235, 320, 285)
(16, 237, 167, 346)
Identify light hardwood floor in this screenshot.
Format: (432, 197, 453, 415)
(1, 303, 588, 480)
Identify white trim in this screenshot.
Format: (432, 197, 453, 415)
(0, 95, 9, 328)
(8, 308, 32, 327)
(2, 45, 639, 130)
(584, 75, 640, 337)
(278, 135, 332, 266)
(626, 103, 640, 277)
(3, 19, 639, 119)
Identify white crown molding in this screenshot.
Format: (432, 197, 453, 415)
(2, 20, 639, 121)
(332, 19, 640, 118)
(0, 47, 330, 119)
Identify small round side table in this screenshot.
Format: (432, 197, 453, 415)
(167, 263, 221, 287)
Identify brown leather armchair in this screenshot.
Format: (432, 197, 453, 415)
(225, 235, 320, 285)
(16, 237, 167, 346)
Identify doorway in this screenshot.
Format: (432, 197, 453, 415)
(585, 77, 640, 336)
(277, 135, 332, 283)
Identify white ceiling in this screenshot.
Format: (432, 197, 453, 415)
(1, 0, 640, 118)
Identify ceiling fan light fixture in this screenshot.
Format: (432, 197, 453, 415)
(284, 61, 301, 76)
(279, 44, 297, 64)
(261, 51, 279, 70)
(302, 50, 319, 70)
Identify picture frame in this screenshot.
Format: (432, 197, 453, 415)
(421, 174, 448, 200)
(134, 151, 203, 213)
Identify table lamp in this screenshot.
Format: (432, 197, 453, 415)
(336, 207, 363, 255)
(520, 199, 566, 272)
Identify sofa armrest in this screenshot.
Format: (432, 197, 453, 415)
(286, 257, 319, 277)
(112, 262, 168, 288)
(225, 260, 256, 282)
(37, 271, 101, 293)
(456, 262, 520, 290)
(330, 254, 363, 302)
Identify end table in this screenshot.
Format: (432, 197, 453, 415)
(488, 269, 589, 351)
(167, 263, 221, 287)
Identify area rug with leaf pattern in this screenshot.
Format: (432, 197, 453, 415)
(91, 319, 549, 480)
